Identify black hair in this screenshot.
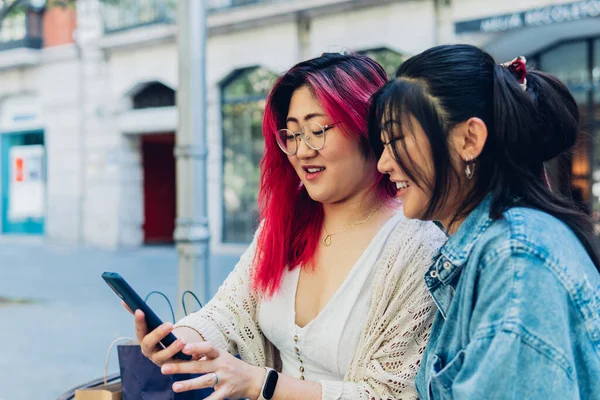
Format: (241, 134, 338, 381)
(368, 44, 600, 271)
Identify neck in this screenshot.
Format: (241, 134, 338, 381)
(322, 190, 382, 232)
(441, 217, 464, 236)
(440, 181, 479, 235)
(441, 187, 487, 235)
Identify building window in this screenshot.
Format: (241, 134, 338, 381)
(361, 47, 408, 77)
(0, 5, 42, 50)
(132, 82, 175, 109)
(592, 38, 600, 225)
(535, 38, 600, 223)
(102, 0, 177, 33)
(221, 67, 277, 243)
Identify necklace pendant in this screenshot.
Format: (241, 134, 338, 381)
(322, 235, 332, 246)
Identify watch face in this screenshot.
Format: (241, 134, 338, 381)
(263, 369, 279, 399)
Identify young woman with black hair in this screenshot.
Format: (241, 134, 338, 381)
(370, 44, 600, 399)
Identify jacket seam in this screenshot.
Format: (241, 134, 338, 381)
(480, 237, 600, 350)
(471, 319, 575, 381)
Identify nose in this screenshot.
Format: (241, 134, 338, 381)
(296, 135, 317, 159)
(377, 147, 392, 175)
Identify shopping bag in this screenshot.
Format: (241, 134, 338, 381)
(118, 342, 212, 399)
(117, 290, 211, 399)
(74, 382, 121, 400)
(74, 337, 128, 400)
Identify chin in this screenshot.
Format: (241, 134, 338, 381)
(306, 188, 342, 205)
(305, 189, 327, 203)
(402, 209, 417, 220)
(401, 203, 421, 221)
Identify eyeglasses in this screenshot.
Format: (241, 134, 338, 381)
(381, 136, 403, 152)
(276, 121, 337, 156)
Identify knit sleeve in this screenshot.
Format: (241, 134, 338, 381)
(174, 227, 268, 367)
(320, 219, 445, 400)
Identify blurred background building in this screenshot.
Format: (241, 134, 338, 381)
(0, 0, 597, 256)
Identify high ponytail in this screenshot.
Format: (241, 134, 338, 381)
(491, 64, 600, 268)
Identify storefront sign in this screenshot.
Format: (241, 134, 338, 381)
(455, 0, 600, 34)
(8, 145, 45, 221)
(0, 96, 44, 133)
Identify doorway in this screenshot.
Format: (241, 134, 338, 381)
(141, 133, 176, 244)
(1, 130, 45, 234)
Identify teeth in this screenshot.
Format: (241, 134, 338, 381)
(396, 181, 409, 190)
(307, 168, 324, 173)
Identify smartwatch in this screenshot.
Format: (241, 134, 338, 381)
(258, 367, 279, 400)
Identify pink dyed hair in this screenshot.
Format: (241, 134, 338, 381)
(253, 52, 395, 296)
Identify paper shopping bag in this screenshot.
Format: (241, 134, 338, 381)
(74, 337, 127, 400)
(74, 381, 122, 400)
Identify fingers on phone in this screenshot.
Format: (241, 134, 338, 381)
(141, 322, 171, 353)
(133, 310, 145, 333)
(154, 338, 186, 364)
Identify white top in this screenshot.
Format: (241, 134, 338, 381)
(175, 211, 447, 399)
(258, 214, 402, 382)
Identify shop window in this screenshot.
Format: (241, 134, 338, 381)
(537, 39, 600, 217)
(221, 67, 277, 243)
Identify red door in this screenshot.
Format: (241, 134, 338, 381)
(142, 133, 176, 244)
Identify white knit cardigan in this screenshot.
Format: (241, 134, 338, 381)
(176, 215, 446, 399)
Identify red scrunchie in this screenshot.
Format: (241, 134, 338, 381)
(501, 56, 527, 90)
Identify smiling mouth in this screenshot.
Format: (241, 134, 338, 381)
(303, 167, 326, 173)
(395, 181, 410, 190)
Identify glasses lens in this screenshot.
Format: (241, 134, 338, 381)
(276, 129, 297, 155)
(302, 122, 325, 150)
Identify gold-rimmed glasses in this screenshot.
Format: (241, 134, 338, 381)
(275, 121, 337, 156)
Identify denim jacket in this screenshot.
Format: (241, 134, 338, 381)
(415, 196, 600, 399)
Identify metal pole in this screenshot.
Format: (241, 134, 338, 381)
(174, 0, 210, 320)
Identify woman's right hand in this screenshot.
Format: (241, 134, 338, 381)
(122, 301, 205, 366)
(133, 308, 188, 366)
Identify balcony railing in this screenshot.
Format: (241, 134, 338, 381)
(0, 9, 43, 51)
(102, 0, 176, 34)
(102, 0, 277, 34)
(208, 0, 272, 11)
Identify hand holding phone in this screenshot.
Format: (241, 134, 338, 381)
(102, 272, 192, 361)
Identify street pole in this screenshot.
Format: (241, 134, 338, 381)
(174, 0, 210, 319)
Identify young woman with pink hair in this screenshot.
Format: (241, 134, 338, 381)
(131, 53, 445, 400)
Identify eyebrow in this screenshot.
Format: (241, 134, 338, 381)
(286, 112, 327, 124)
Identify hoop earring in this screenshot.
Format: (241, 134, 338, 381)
(465, 155, 476, 180)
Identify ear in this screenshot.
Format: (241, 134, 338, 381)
(449, 117, 488, 161)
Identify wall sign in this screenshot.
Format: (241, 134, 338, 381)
(0, 96, 44, 133)
(455, 0, 600, 34)
(8, 145, 45, 222)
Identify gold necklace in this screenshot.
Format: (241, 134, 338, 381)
(322, 204, 383, 246)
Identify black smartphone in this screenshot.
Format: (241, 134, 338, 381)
(101, 271, 191, 361)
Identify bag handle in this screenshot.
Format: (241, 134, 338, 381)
(104, 337, 134, 388)
(181, 290, 203, 316)
(144, 290, 176, 323)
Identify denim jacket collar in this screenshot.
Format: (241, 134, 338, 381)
(441, 196, 496, 265)
(424, 196, 495, 316)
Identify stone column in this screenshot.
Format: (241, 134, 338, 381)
(174, 0, 211, 317)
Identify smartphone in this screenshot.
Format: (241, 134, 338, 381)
(101, 271, 191, 361)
